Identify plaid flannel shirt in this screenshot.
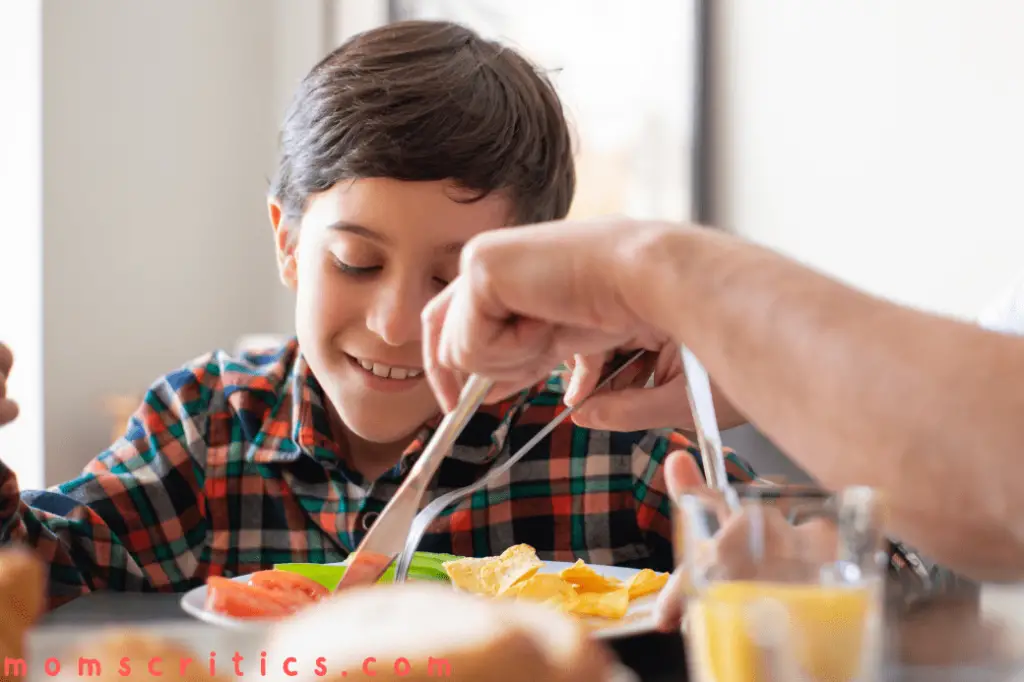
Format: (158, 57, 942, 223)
(0, 338, 758, 611)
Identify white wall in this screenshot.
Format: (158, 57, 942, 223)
(710, 2, 1024, 615)
(710, 0, 1024, 320)
(709, 1, 1024, 482)
(40, 0, 307, 485)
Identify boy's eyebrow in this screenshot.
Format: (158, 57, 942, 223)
(327, 220, 464, 253)
(328, 221, 387, 242)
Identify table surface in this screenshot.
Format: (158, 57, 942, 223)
(27, 592, 689, 682)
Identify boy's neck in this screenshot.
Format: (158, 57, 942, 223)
(326, 411, 416, 482)
(345, 435, 410, 482)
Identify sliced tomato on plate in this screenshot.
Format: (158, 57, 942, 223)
(248, 569, 330, 602)
(204, 576, 292, 619)
(247, 583, 315, 612)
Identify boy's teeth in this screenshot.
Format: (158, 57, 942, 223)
(355, 358, 422, 380)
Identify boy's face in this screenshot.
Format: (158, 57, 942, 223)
(271, 178, 513, 450)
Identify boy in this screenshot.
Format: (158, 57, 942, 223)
(0, 20, 756, 610)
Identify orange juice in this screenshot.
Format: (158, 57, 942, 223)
(686, 580, 879, 682)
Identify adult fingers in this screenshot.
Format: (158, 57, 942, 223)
(664, 450, 708, 501)
(570, 382, 688, 432)
(422, 284, 466, 413)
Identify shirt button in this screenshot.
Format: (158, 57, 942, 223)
(362, 512, 379, 530)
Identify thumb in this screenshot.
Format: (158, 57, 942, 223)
(664, 450, 706, 501)
(571, 383, 688, 432)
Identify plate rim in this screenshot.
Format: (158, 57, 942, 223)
(180, 560, 663, 640)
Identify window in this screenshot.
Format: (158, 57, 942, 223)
(387, 0, 702, 222)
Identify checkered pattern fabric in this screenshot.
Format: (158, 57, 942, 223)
(0, 338, 758, 611)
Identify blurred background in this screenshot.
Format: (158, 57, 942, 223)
(3, 0, 1024, 499)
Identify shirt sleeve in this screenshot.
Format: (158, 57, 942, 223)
(0, 360, 215, 611)
(631, 429, 757, 572)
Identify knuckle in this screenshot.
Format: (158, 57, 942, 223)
(459, 236, 493, 276)
(461, 237, 507, 294)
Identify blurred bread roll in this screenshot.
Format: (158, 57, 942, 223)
(263, 582, 615, 682)
(0, 546, 45, 627)
(0, 546, 46, 681)
(62, 631, 227, 682)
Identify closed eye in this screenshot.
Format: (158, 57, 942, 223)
(332, 255, 380, 276)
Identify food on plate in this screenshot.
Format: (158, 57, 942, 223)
(203, 552, 461, 619)
(442, 544, 670, 620)
(205, 574, 311, 619)
(625, 568, 671, 598)
(442, 544, 543, 596)
(249, 569, 331, 600)
(201, 546, 668, 624)
(264, 581, 615, 682)
(0, 546, 46, 670)
(63, 631, 227, 681)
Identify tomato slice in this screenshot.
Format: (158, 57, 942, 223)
(205, 576, 291, 619)
(249, 570, 329, 602)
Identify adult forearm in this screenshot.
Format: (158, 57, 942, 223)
(631, 226, 1024, 580)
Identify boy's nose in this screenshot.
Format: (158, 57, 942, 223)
(366, 289, 422, 347)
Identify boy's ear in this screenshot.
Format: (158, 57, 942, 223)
(269, 198, 298, 290)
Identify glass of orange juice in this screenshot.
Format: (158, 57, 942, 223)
(676, 484, 888, 682)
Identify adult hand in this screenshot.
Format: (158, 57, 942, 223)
(418, 213, 748, 427)
(563, 347, 749, 432)
(0, 343, 18, 427)
(422, 218, 678, 412)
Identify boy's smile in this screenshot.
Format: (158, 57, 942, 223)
(344, 353, 425, 392)
(270, 177, 513, 473)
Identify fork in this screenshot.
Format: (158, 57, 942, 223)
(392, 350, 647, 584)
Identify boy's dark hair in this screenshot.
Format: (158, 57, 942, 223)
(270, 20, 576, 227)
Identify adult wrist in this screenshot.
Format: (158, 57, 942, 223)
(615, 222, 717, 340)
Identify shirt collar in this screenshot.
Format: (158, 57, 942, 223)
(246, 350, 341, 465)
(388, 386, 535, 478)
(248, 346, 546, 478)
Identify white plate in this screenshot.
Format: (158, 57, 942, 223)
(180, 561, 664, 640)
